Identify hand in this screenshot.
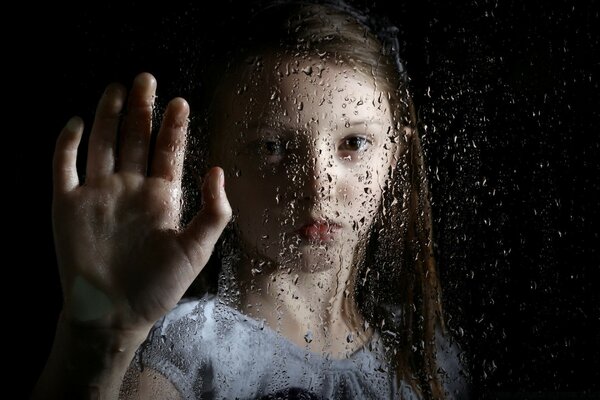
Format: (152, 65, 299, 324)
(52, 73, 231, 334)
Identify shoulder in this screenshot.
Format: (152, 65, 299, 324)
(130, 295, 223, 398)
(136, 293, 271, 370)
(154, 294, 217, 332)
(140, 294, 229, 357)
(132, 294, 288, 398)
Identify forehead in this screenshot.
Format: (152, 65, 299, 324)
(217, 55, 394, 133)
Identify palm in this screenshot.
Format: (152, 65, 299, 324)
(53, 73, 231, 331)
(58, 174, 184, 323)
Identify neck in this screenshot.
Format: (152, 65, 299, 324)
(235, 252, 373, 359)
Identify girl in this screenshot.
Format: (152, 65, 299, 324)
(34, 1, 467, 399)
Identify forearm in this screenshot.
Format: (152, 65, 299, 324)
(32, 314, 150, 400)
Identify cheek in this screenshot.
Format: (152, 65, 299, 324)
(337, 170, 381, 212)
(346, 182, 382, 207)
(227, 171, 285, 234)
(335, 182, 380, 236)
(229, 176, 270, 214)
(337, 159, 389, 221)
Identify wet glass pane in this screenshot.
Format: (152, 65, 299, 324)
(19, 1, 598, 398)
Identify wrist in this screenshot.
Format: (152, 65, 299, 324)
(33, 315, 152, 400)
(57, 312, 151, 358)
(56, 312, 151, 384)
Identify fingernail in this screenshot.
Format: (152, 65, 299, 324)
(208, 169, 219, 201)
(219, 169, 225, 190)
(104, 84, 118, 96)
(66, 116, 81, 132)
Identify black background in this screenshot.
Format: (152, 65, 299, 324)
(12, 0, 598, 398)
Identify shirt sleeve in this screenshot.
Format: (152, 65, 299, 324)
(131, 297, 215, 399)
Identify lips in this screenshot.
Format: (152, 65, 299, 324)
(296, 219, 341, 243)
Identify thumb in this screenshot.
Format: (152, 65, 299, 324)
(178, 167, 232, 273)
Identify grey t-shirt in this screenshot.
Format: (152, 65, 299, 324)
(133, 295, 467, 399)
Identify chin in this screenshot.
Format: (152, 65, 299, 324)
(274, 244, 343, 273)
(249, 232, 357, 273)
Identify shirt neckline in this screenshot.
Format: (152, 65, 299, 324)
(212, 296, 385, 364)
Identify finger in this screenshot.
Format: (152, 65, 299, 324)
(54, 117, 84, 194)
(86, 83, 126, 182)
(178, 167, 232, 273)
(150, 97, 189, 182)
(118, 73, 157, 174)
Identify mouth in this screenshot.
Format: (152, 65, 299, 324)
(295, 219, 342, 243)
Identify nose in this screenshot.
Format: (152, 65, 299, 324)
(300, 147, 334, 202)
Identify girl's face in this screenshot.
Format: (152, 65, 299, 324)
(211, 56, 403, 272)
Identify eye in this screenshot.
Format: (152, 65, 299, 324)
(263, 138, 286, 156)
(339, 135, 371, 152)
(254, 137, 288, 164)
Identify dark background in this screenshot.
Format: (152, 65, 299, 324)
(12, 0, 598, 398)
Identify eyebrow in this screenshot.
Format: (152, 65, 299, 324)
(346, 120, 384, 128)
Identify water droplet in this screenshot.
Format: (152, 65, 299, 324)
(301, 66, 313, 75)
(304, 330, 313, 343)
